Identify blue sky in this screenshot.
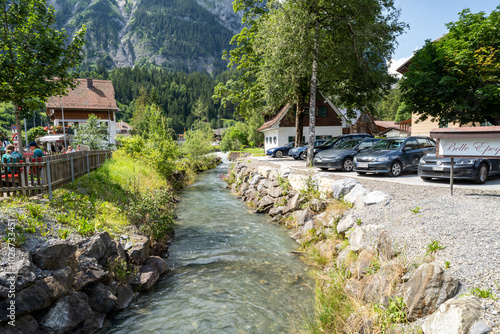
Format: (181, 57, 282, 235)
(389, 0, 499, 75)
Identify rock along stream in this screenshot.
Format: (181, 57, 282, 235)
(102, 161, 314, 333)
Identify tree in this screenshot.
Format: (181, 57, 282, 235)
(27, 126, 47, 143)
(400, 7, 500, 125)
(74, 114, 110, 150)
(0, 0, 86, 154)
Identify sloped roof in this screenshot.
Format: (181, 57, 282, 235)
(375, 120, 396, 129)
(116, 121, 133, 131)
(338, 108, 362, 125)
(46, 79, 119, 111)
(257, 103, 291, 132)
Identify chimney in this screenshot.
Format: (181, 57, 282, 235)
(87, 78, 94, 90)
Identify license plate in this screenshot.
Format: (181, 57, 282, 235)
(357, 163, 369, 168)
(432, 166, 444, 171)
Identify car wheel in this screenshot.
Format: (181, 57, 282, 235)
(342, 158, 354, 172)
(299, 152, 306, 160)
(474, 163, 488, 184)
(388, 161, 402, 177)
(275, 150, 283, 158)
(420, 176, 432, 181)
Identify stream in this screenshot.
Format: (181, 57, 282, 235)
(102, 160, 314, 333)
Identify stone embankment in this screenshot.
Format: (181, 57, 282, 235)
(0, 228, 169, 333)
(227, 160, 498, 334)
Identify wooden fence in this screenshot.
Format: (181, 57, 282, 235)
(1, 150, 112, 199)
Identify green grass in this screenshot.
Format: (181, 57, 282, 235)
(237, 147, 265, 156)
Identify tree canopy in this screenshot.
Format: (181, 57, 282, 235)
(0, 0, 86, 152)
(400, 6, 500, 125)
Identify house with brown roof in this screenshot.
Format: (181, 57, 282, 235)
(257, 93, 349, 152)
(374, 120, 410, 137)
(45, 78, 120, 145)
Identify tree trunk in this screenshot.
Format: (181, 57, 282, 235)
(295, 92, 304, 147)
(306, 18, 319, 167)
(14, 105, 25, 156)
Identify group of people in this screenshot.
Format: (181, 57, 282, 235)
(1, 142, 42, 175)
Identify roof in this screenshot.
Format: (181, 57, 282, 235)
(116, 121, 132, 131)
(375, 120, 396, 129)
(338, 108, 362, 125)
(38, 134, 71, 142)
(46, 79, 119, 111)
(257, 103, 291, 132)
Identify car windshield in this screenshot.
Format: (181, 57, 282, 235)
(321, 137, 339, 146)
(335, 139, 361, 149)
(372, 138, 405, 150)
(285, 142, 294, 148)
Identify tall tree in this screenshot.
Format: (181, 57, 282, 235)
(400, 7, 500, 125)
(0, 0, 86, 154)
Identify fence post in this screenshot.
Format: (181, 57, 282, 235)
(46, 160, 52, 200)
(86, 152, 90, 175)
(97, 152, 100, 166)
(70, 156, 74, 183)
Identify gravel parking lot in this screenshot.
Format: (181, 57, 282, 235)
(249, 155, 500, 331)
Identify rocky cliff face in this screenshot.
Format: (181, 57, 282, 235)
(50, 0, 242, 73)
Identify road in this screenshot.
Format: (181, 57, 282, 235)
(250, 155, 500, 192)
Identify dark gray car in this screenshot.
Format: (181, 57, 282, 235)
(354, 136, 436, 177)
(313, 138, 380, 171)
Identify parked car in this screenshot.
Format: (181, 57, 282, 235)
(314, 133, 374, 155)
(289, 140, 327, 160)
(418, 153, 500, 184)
(266, 142, 294, 158)
(313, 138, 381, 171)
(354, 136, 435, 177)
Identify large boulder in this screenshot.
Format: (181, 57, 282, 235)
(288, 174, 307, 192)
(39, 292, 92, 333)
(403, 263, 459, 321)
(132, 256, 168, 291)
(282, 193, 301, 215)
(87, 283, 117, 313)
(422, 297, 482, 334)
(72, 257, 108, 291)
(268, 185, 284, 198)
(99, 240, 127, 268)
(294, 208, 313, 227)
(0, 257, 36, 298)
(78, 232, 112, 261)
(337, 214, 357, 235)
(72, 311, 106, 334)
(126, 235, 150, 265)
(344, 184, 370, 204)
(248, 174, 263, 185)
(0, 314, 41, 334)
(114, 284, 135, 310)
(317, 177, 333, 198)
(0, 267, 73, 320)
(331, 178, 360, 200)
(363, 191, 390, 206)
(258, 166, 273, 179)
(376, 230, 396, 261)
(348, 225, 380, 252)
(32, 242, 78, 271)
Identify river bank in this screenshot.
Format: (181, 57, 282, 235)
(0, 152, 221, 333)
(226, 156, 500, 333)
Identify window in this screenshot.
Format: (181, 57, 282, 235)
(318, 106, 327, 117)
(273, 136, 277, 144)
(288, 136, 294, 143)
(266, 137, 269, 143)
(404, 138, 419, 151)
(358, 140, 375, 150)
(417, 138, 435, 148)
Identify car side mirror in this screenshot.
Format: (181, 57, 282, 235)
(402, 146, 412, 152)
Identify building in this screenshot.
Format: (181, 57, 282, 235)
(257, 93, 349, 152)
(116, 121, 133, 136)
(374, 120, 411, 137)
(45, 78, 120, 145)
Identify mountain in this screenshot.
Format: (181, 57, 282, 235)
(50, 0, 242, 73)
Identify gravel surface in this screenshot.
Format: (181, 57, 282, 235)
(241, 156, 500, 332)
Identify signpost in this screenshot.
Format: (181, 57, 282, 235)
(430, 126, 500, 195)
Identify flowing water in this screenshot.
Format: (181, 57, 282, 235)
(103, 161, 314, 334)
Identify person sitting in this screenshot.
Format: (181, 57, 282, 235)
(7, 144, 22, 162)
(1, 146, 21, 175)
(29, 142, 44, 159)
(67, 146, 76, 153)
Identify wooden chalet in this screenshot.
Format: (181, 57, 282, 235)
(45, 78, 120, 145)
(257, 93, 349, 151)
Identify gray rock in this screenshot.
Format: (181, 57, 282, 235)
(348, 225, 380, 252)
(99, 240, 127, 268)
(303, 219, 315, 233)
(0, 267, 73, 320)
(0, 314, 41, 334)
(32, 242, 78, 270)
(72, 311, 106, 334)
(362, 191, 390, 206)
(404, 263, 459, 321)
(257, 195, 275, 209)
(87, 283, 117, 313)
(127, 235, 150, 265)
(331, 178, 360, 199)
(376, 230, 396, 261)
(282, 193, 300, 215)
(268, 206, 284, 217)
(344, 184, 370, 204)
(337, 214, 357, 235)
(39, 292, 91, 333)
(468, 322, 492, 334)
(248, 174, 263, 185)
(352, 250, 376, 279)
(294, 208, 313, 227)
(132, 256, 168, 291)
(336, 246, 352, 269)
(0, 257, 36, 298)
(309, 198, 328, 212)
(268, 185, 283, 198)
(73, 257, 108, 291)
(422, 297, 482, 334)
(114, 284, 135, 310)
(78, 231, 112, 261)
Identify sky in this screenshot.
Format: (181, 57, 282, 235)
(388, 0, 499, 76)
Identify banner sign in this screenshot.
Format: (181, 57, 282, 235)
(438, 138, 500, 158)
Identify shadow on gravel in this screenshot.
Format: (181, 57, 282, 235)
(464, 193, 500, 197)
